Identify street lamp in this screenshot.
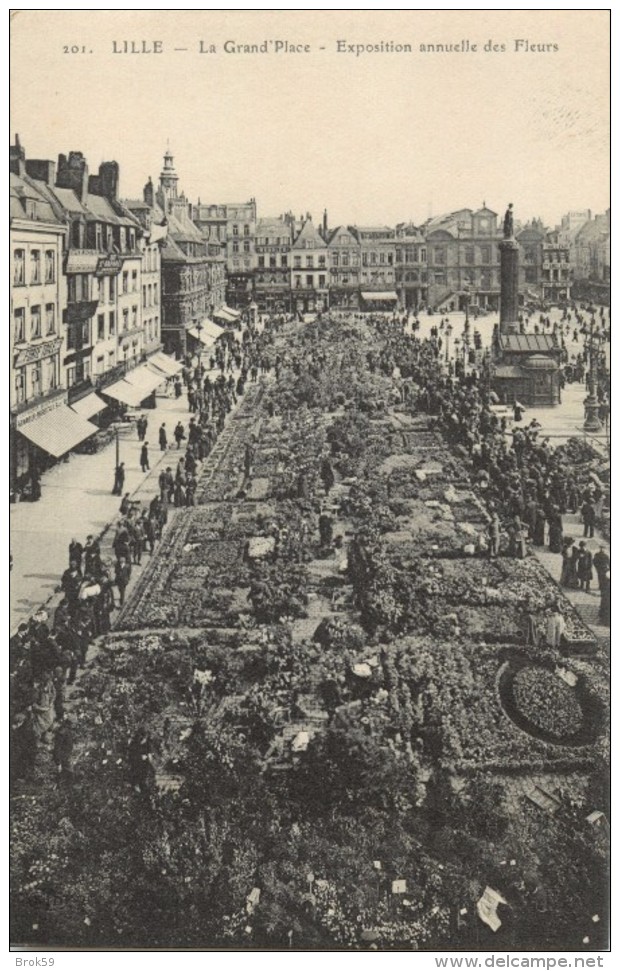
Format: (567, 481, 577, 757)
(583, 318, 602, 432)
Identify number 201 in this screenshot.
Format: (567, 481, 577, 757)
(63, 45, 88, 53)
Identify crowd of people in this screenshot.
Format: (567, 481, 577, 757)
(369, 310, 610, 629)
(10, 305, 610, 792)
(10, 318, 286, 788)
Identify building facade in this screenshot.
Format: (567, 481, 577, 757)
(395, 224, 427, 310)
(254, 217, 292, 313)
(291, 218, 329, 314)
(355, 226, 397, 308)
(10, 161, 66, 492)
(424, 207, 502, 312)
(327, 225, 362, 309)
(154, 150, 213, 357)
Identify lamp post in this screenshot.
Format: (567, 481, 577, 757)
(583, 318, 602, 432)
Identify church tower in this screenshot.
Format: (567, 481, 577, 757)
(159, 146, 179, 204)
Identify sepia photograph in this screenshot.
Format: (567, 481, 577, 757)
(9, 8, 611, 955)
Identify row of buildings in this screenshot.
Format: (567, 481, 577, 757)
(193, 202, 583, 316)
(10, 137, 608, 493)
(10, 138, 233, 494)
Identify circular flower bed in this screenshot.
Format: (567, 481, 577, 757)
(511, 667, 583, 740)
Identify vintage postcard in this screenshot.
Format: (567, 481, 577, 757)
(9, 9, 610, 957)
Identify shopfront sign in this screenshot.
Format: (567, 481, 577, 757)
(15, 389, 68, 428)
(96, 254, 124, 276)
(14, 337, 63, 368)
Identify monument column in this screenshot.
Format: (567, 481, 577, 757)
(499, 203, 520, 336)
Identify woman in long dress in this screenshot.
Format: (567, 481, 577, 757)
(31, 676, 56, 743)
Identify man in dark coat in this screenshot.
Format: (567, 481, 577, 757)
(140, 441, 150, 473)
(581, 499, 596, 538)
(112, 462, 125, 496)
(576, 541, 594, 593)
(114, 556, 132, 607)
(159, 423, 168, 451)
(68, 538, 83, 570)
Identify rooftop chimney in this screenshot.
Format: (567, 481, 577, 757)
(9, 134, 26, 176)
(56, 151, 89, 201)
(143, 177, 154, 209)
(25, 159, 56, 185)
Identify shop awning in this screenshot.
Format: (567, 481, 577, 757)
(101, 379, 149, 408)
(18, 405, 97, 458)
(188, 319, 225, 345)
(70, 391, 107, 420)
(213, 305, 241, 323)
(124, 365, 164, 395)
(146, 351, 183, 377)
(361, 291, 398, 302)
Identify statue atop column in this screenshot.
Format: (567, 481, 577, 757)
(503, 203, 514, 239)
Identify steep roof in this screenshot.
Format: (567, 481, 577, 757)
(10, 172, 64, 225)
(292, 219, 327, 249)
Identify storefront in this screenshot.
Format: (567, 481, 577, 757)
(11, 392, 97, 499)
(360, 290, 399, 311)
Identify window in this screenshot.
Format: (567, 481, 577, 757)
(434, 248, 445, 264)
(332, 252, 339, 267)
(318, 255, 326, 268)
(83, 359, 91, 381)
(481, 245, 491, 263)
(232, 225, 239, 236)
(122, 272, 129, 294)
(319, 275, 326, 287)
(153, 283, 158, 305)
(30, 306, 41, 339)
(281, 255, 288, 268)
(109, 311, 116, 335)
(243, 241, 250, 253)
(420, 247, 427, 262)
(30, 250, 41, 284)
(119, 228, 126, 251)
(294, 256, 301, 269)
(14, 249, 25, 285)
(109, 276, 116, 301)
(370, 252, 377, 265)
(143, 285, 147, 307)
(465, 247, 475, 265)
(243, 225, 250, 236)
(15, 369, 26, 403)
(269, 256, 277, 268)
(295, 275, 302, 288)
(379, 252, 385, 264)
(132, 306, 138, 328)
(306, 256, 313, 268)
(97, 314, 105, 340)
(95, 224, 102, 250)
(232, 241, 239, 254)
(122, 308, 129, 331)
(258, 256, 265, 268)
(362, 253, 368, 266)
(46, 304, 56, 335)
(132, 270, 138, 292)
(306, 274, 313, 286)
(44, 250, 55, 282)
(14, 308, 26, 343)
(45, 357, 58, 391)
(31, 363, 42, 397)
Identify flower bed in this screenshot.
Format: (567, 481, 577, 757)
(510, 667, 584, 740)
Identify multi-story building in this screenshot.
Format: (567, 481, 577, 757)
(394, 223, 427, 310)
(290, 217, 329, 314)
(354, 226, 397, 310)
(327, 225, 362, 309)
(123, 187, 167, 356)
(152, 149, 214, 357)
(254, 216, 293, 313)
(10, 152, 70, 493)
(224, 200, 256, 310)
(424, 207, 501, 312)
(541, 231, 572, 303)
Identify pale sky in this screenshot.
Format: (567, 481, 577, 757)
(10, 9, 610, 228)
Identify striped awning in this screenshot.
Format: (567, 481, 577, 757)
(18, 405, 97, 457)
(124, 365, 164, 395)
(101, 379, 148, 408)
(146, 351, 183, 377)
(70, 391, 107, 420)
